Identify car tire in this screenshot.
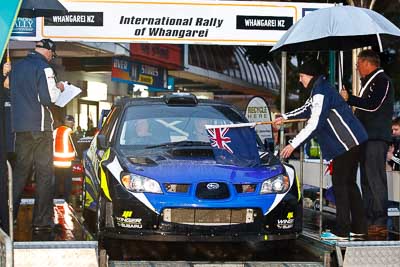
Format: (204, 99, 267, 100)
(82, 179, 96, 233)
(96, 193, 106, 239)
(82, 177, 86, 211)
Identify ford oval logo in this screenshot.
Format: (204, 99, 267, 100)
(207, 182, 220, 190)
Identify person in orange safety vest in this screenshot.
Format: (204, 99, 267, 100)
(53, 115, 76, 202)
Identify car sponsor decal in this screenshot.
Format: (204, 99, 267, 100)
(115, 217, 143, 229)
(122, 210, 133, 218)
(277, 211, 295, 229)
(264, 164, 295, 215)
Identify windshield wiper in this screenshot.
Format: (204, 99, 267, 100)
(145, 141, 210, 149)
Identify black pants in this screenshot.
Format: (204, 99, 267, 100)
(13, 131, 54, 227)
(360, 140, 389, 226)
(55, 167, 72, 202)
(332, 145, 367, 236)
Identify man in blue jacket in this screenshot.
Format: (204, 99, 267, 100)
(274, 60, 368, 240)
(341, 50, 394, 238)
(10, 39, 64, 231)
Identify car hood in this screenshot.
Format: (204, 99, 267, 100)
(122, 148, 284, 183)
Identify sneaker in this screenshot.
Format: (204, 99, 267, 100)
(350, 232, 366, 237)
(321, 231, 348, 240)
(321, 239, 338, 245)
(349, 233, 365, 241)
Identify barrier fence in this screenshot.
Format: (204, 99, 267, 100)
(0, 226, 12, 267)
(0, 160, 13, 267)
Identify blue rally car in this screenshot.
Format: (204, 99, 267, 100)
(83, 93, 302, 241)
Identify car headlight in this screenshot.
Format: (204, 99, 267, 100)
(260, 174, 290, 194)
(121, 173, 162, 194)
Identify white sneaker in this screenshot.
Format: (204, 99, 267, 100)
(321, 231, 348, 240)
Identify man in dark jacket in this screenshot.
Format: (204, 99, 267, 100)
(10, 39, 64, 231)
(274, 60, 368, 240)
(341, 49, 394, 238)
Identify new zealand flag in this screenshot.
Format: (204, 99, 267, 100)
(206, 123, 260, 167)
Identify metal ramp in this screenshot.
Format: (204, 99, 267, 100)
(13, 241, 98, 267)
(109, 261, 324, 267)
(335, 241, 400, 267)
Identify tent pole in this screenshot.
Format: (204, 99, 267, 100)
(279, 51, 287, 151)
(338, 51, 343, 91)
(352, 49, 360, 96)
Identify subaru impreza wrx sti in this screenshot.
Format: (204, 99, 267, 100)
(83, 93, 302, 241)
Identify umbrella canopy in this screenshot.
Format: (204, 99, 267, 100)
(271, 5, 400, 52)
(19, 0, 68, 18)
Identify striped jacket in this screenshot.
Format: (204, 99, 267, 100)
(10, 51, 60, 132)
(348, 68, 394, 142)
(283, 76, 367, 161)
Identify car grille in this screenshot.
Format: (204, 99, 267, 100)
(195, 182, 229, 199)
(162, 208, 254, 225)
(163, 183, 190, 193)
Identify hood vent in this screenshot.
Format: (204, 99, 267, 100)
(128, 157, 157, 166)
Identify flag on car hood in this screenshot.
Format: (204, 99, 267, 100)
(205, 123, 260, 167)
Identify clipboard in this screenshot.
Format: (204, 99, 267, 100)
(55, 82, 82, 107)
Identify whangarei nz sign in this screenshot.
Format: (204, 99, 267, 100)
(12, 0, 333, 45)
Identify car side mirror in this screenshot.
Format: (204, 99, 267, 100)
(263, 138, 275, 153)
(97, 134, 108, 150)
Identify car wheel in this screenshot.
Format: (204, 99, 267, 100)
(96, 193, 106, 239)
(81, 178, 87, 211)
(82, 178, 95, 233)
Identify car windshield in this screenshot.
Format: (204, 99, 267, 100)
(117, 104, 246, 152)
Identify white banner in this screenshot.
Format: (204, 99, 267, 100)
(14, 0, 333, 45)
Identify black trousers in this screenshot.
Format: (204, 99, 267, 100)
(55, 167, 72, 202)
(360, 140, 389, 226)
(332, 145, 367, 236)
(13, 131, 54, 227)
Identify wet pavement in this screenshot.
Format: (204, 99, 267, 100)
(13, 200, 92, 242)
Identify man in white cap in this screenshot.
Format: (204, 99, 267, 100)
(10, 39, 64, 231)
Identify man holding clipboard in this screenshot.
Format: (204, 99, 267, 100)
(9, 39, 79, 231)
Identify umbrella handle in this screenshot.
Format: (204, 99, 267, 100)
(6, 45, 10, 63)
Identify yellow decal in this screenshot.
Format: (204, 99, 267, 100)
(264, 235, 268, 241)
(85, 175, 93, 187)
(85, 191, 94, 208)
(122, 211, 133, 218)
(295, 174, 301, 201)
(287, 212, 294, 220)
(99, 148, 112, 201)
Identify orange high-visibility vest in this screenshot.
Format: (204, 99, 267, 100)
(53, 126, 76, 168)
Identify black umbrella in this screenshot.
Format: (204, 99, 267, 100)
(19, 0, 68, 18)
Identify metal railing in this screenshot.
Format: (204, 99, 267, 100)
(0, 160, 13, 267)
(0, 227, 12, 267)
